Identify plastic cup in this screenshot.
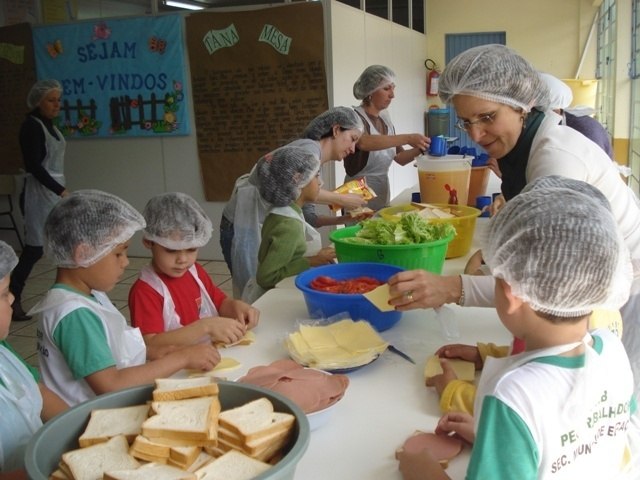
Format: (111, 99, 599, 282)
(429, 136, 447, 156)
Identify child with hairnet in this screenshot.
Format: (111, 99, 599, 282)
(398, 182, 636, 479)
(242, 146, 335, 303)
(0, 240, 68, 475)
(128, 192, 259, 349)
(31, 190, 221, 406)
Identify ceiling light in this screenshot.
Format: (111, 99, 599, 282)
(165, 1, 205, 10)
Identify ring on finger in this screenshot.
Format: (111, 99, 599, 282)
(405, 290, 414, 302)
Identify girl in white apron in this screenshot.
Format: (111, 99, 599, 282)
(10, 79, 68, 321)
(243, 145, 334, 303)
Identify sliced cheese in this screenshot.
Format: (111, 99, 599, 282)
(424, 355, 476, 382)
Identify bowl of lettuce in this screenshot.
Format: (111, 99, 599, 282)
(329, 213, 455, 274)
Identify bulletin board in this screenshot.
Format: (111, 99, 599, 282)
(185, 2, 328, 201)
(0, 22, 36, 174)
(32, 14, 190, 138)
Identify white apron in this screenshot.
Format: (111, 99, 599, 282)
(242, 205, 321, 304)
(24, 117, 66, 246)
(32, 288, 146, 405)
(474, 333, 631, 479)
(0, 347, 43, 471)
(138, 264, 218, 343)
(344, 105, 396, 211)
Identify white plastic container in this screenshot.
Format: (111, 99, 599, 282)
(416, 154, 472, 206)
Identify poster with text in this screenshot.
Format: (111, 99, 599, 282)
(33, 14, 190, 138)
(186, 2, 328, 201)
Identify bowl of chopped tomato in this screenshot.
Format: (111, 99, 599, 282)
(294, 262, 404, 332)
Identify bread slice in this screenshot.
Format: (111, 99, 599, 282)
(49, 468, 70, 480)
(167, 445, 201, 469)
(78, 404, 150, 447)
(186, 451, 215, 472)
(218, 398, 295, 443)
(194, 450, 271, 480)
(104, 462, 196, 480)
(142, 396, 220, 444)
(153, 377, 219, 401)
(129, 435, 171, 463)
(217, 425, 291, 456)
(61, 435, 140, 480)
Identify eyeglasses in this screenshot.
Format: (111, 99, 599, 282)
(454, 110, 499, 132)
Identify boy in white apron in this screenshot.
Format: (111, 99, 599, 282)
(32, 190, 222, 406)
(0, 240, 68, 474)
(243, 146, 335, 303)
(128, 192, 259, 349)
(398, 181, 637, 479)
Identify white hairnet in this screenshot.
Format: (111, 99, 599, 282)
(438, 44, 550, 112)
(44, 190, 146, 268)
(256, 146, 320, 207)
(0, 241, 18, 279)
(302, 106, 364, 140)
(27, 79, 62, 110)
(353, 65, 396, 100)
(539, 72, 573, 110)
(484, 180, 631, 317)
(143, 192, 212, 250)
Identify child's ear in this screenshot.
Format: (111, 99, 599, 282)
(73, 243, 93, 266)
(142, 238, 154, 249)
(500, 279, 524, 315)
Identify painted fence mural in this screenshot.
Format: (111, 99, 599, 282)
(32, 14, 189, 138)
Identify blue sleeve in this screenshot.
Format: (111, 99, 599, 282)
(466, 395, 539, 480)
(52, 308, 116, 379)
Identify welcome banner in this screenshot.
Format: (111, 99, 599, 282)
(32, 14, 190, 138)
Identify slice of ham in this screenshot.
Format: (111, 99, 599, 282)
(395, 431, 463, 465)
(239, 359, 349, 413)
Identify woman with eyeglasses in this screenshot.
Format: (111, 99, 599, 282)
(385, 44, 640, 399)
(344, 65, 429, 211)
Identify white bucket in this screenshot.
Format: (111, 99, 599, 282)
(416, 155, 472, 206)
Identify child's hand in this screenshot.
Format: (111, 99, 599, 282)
(434, 344, 484, 370)
(425, 358, 458, 395)
(146, 344, 179, 361)
(202, 316, 246, 345)
(397, 448, 449, 480)
(435, 411, 475, 444)
(219, 298, 260, 330)
(308, 247, 336, 267)
(181, 343, 221, 371)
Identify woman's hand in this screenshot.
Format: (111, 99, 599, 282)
(405, 133, 430, 152)
(388, 270, 462, 310)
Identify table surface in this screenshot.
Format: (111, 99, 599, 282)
(222, 217, 508, 479)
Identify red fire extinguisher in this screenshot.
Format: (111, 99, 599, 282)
(425, 58, 440, 97)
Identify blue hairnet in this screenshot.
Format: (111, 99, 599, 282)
(27, 79, 62, 110)
(143, 192, 212, 250)
(353, 65, 396, 100)
(44, 190, 146, 268)
(256, 146, 320, 207)
(302, 107, 364, 140)
(0, 241, 18, 279)
(438, 45, 550, 112)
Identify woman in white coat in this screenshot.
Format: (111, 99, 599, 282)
(386, 44, 640, 400)
(10, 80, 69, 321)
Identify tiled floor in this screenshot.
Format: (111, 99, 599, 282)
(7, 256, 232, 368)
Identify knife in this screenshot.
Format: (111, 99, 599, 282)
(388, 344, 416, 365)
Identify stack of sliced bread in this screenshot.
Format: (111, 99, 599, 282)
(48, 376, 297, 480)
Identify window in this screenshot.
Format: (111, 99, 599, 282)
(336, 0, 424, 33)
(630, 0, 640, 193)
(595, 0, 616, 136)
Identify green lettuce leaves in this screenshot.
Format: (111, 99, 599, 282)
(343, 213, 456, 245)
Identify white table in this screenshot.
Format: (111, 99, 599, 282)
(222, 217, 509, 479)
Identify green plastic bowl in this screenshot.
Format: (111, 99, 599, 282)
(329, 226, 453, 274)
(25, 381, 310, 480)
